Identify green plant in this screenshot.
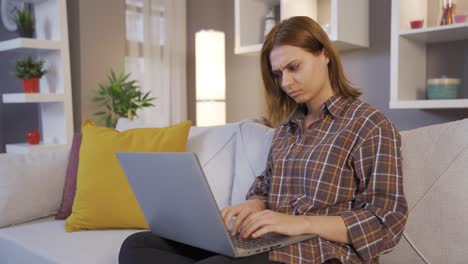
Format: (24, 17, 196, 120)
(93, 70, 156, 128)
(14, 8, 34, 30)
(13, 56, 47, 79)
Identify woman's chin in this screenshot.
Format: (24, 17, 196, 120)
(291, 96, 304, 103)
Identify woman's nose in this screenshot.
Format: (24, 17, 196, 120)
(282, 72, 293, 89)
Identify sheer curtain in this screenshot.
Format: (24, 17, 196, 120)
(125, 0, 186, 126)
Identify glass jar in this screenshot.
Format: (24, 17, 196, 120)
(427, 76, 461, 99)
(439, 0, 457, 25)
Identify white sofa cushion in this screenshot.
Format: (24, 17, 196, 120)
(0, 150, 69, 228)
(381, 118, 468, 264)
(186, 124, 239, 209)
(231, 120, 273, 205)
(0, 217, 140, 264)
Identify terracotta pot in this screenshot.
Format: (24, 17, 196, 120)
(22, 78, 39, 93)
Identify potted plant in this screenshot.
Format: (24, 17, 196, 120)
(13, 56, 47, 93)
(93, 70, 156, 128)
(14, 7, 34, 38)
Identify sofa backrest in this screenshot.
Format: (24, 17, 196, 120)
(380, 118, 468, 264)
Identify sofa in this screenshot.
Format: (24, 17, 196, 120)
(0, 118, 467, 264)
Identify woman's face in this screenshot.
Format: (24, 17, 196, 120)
(270, 45, 333, 110)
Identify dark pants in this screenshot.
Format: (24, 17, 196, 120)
(119, 231, 282, 264)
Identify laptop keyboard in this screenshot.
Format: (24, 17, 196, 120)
(231, 233, 288, 249)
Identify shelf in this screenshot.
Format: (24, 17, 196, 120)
(253, 0, 279, 5)
(0, 38, 62, 52)
(22, 0, 49, 3)
(390, 0, 468, 110)
(399, 23, 468, 43)
(0, 0, 74, 154)
(2, 93, 65, 103)
(6, 142, 68, 154)
(390, 99, 468, 109)
(234, 0, 369, 55)
(234, 38, 366, 55)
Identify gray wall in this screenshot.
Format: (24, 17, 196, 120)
(187, 0, 468, 130)
(0, 20, 39, 153)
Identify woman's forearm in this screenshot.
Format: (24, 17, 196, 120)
(301, 215, 351, 245)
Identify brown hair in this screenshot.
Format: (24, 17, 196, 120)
(261, 16, 361, 127)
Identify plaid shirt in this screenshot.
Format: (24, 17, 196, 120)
(246, 95, 408, 264)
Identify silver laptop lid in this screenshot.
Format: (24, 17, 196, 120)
(116, 152, 236, 257)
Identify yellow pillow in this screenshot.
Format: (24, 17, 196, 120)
(65, 120, 192, 232)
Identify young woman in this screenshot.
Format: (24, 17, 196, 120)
(119, 16, 408, 264)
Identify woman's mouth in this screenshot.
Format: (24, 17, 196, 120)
(288, 90, 301, 97)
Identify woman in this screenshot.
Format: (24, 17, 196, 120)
(119, 16, 408, 264)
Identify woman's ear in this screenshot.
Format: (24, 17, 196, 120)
(322, 49, 330, 64)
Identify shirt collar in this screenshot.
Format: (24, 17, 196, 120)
(324, 94, 346, 118)
(281, 94, 347, 128)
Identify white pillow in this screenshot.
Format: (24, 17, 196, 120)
(231, 121, 274, 205)
(0, 149, 69, 228)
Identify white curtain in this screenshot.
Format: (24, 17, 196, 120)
(125, 0, 187, 126)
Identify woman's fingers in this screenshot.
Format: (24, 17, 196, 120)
(241, 212, 273, 239)
(252, 225, 276, 238)
(231, 209, 249, 236)
(222, 206, 240, 229)
(241, 210, 268, 233)
(222, 201, 268, 235)
(221, 207, 228, 219)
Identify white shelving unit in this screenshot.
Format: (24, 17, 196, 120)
(390, 0, 468, 109)
(5, 142, 68, 154)
(0, 38, 61, 52)
(2, 93, 65, 103)
(0, 0, 73, 153)
(234, 0, 369, 55)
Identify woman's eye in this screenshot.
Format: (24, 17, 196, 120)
(288, 64, 299, 72)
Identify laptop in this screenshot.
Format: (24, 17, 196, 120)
(116, 152, 316, 257)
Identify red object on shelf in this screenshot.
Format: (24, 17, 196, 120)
(410, 19, 424, 29)
(22, 78, 39, 93)
(27, 130, 41, 145)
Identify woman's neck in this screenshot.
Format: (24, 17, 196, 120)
(304, 83, 335, 121)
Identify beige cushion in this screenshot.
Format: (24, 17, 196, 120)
(381, 118, 468, 263)
(0, 150, 69, 228)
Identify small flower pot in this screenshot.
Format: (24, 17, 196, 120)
(22, 78, 39, 93)
(17, 26, 34, 38)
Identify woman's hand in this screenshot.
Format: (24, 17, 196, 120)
(221, 199, 266, 236)
(240, 210, 309, 239)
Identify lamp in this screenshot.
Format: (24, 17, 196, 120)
(195, 30, 226, 126)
